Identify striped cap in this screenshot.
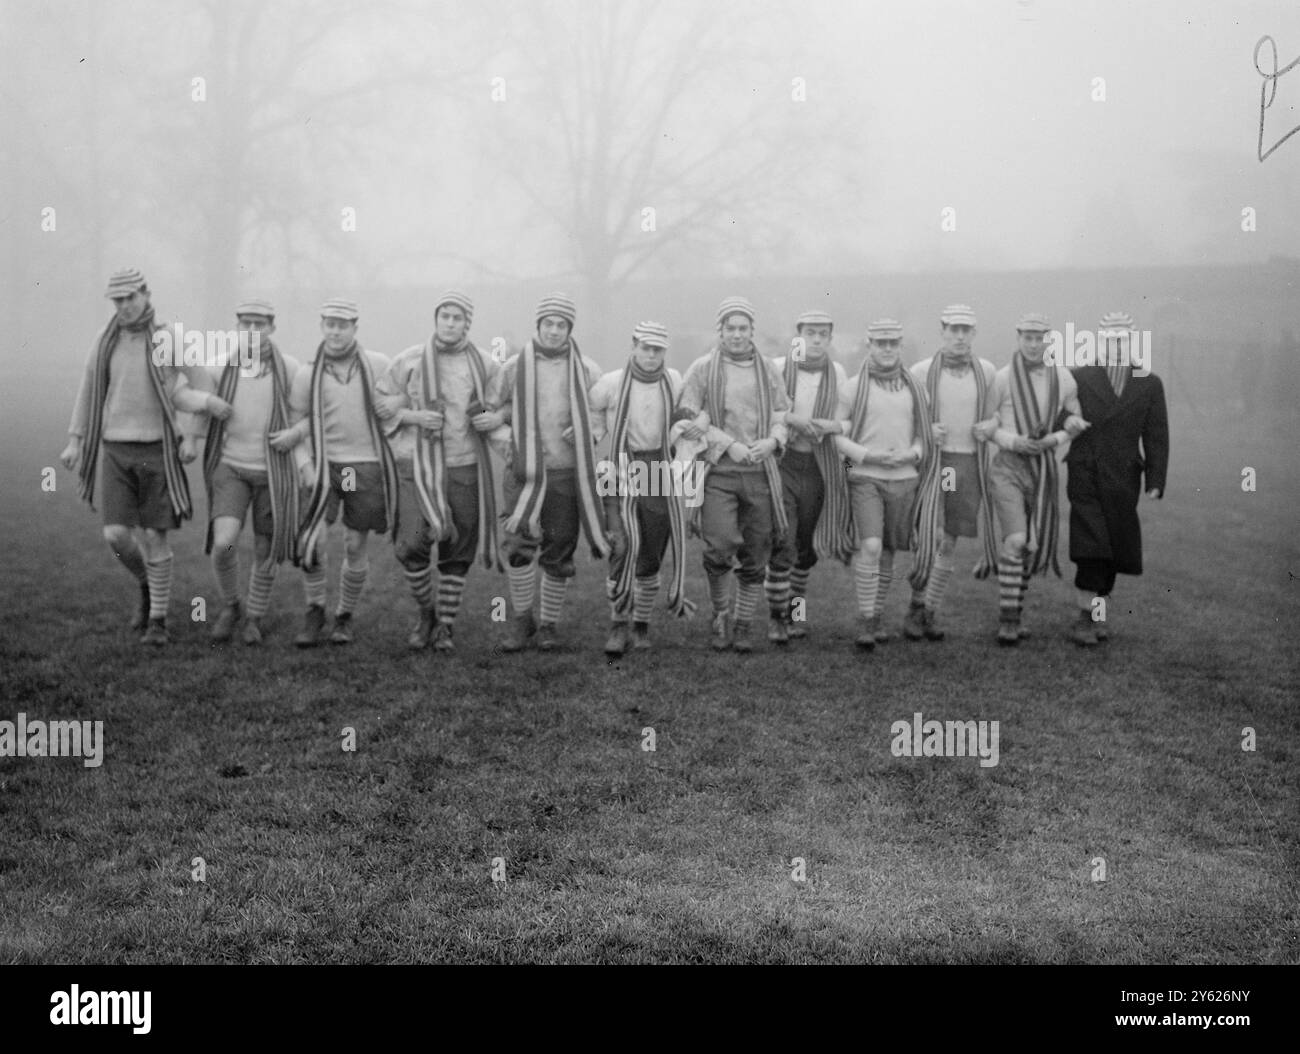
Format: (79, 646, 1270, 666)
(866, 318, 904, 340)
(632, 321, 669, 348)
(536, 293, 576, 327)
(940, 303, 977, 326)
(104, 267, 147, 299)
(796, 309, 834, 329)
(716, 296, 756, 327)
(435, 290, 474, 324)
(235, 297, 276, 319)
(1099, 310, 1135, 330)
(1015, 312, 1051, 333)
(321, 297, 359, 321)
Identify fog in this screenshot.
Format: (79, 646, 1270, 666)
(3, 0, 1299, 456)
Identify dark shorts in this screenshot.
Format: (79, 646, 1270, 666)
(848, 475, 918, 551)
(501, 467, 581, 577)
(101, 441, 180, 530)
(939, 452, 980, 538)
(771, 448, 825, 573)
(322, 461, 388, 534)
(395, 461, 481, 573)
(211, 462, 274, 537)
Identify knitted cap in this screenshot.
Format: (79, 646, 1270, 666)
(1015, 312, 1051, 333)
(435, 290, 474, 324)
(536, 293, 576, 327)
(321, 297, 359, 321)
(632, 321, 669, 348)
(105, 267, 147, 299)
(1099, 310, 1135, 331)
(235, 296, 276, 320)
(795, 309, 834, 329)
(716, 296, 756, 327)
(940, 303, 977, 327)
(866, 318, 904, 340)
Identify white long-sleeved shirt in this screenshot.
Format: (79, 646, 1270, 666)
(498, 347, 604, 471)
(287, 349, 392, 464)
(909, 356, 997, 455)
(193, 354, 308, 472)
(677, 350, 791, 466)
(837, 374, 923, 481)
(771, 357, 851, 453)
(989, 360, 1083, 455)
(589, 367, 683, 452)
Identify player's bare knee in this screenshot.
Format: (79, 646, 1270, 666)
(102, 524, 132, 550)
(1001, 533, 1026, 560)
(859, 536, 883, 560)
(938, 535, 957, 557)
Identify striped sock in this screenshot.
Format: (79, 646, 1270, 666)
(112, 538, 147, 583)
(337, 557, 368, 615)
(1020, 566, 1032, 609)
(246, 563, 276, 619)
(764, 569, 791, 616)
(403, 564, 435, 611)
(437, 574, 467, 625)
(790, 567, 811, 604)
(507, 562, 535, 617)
(539, 573, 568, 625)
(924, 550, 955, 612)
(874, 552, 894, 620)
(734, 580, 761, 622)
(633, 573, 660, 624)
(303, 561, 328, 609)
(854, 551, 879, 619)
(146, 553, 173, 620)
(707, 573, 730, 616)
(997, 557, 1023, 618)
(214, 548, 240, 605)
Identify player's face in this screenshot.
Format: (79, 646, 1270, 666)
(942, 324, 974, 353)
(112, 289, 149, 325)
(869, 337, 901, 368)
(800, 324, 832, 352)
(631, 340, 667, 372)
(720, 315, 753, 354)
(537, 316, 571, 350)
(435, 306, 469, 344)
(1017, 330, 1047, 363)
(321, 317, 358, 352)
(236, 315, 274, 341)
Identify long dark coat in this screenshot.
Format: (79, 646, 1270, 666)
(1064, 368, 1169, 575)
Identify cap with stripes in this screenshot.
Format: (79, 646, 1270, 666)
(104, 267, 147, 299)
(716, 296, 756, 327)
(796, 309, 834, 329)
(940, 303, 977, 326)
(1015, 312, 1051, 333)
(866, 318, 904, 340)
(632, 321, 669, 348)
(320, 297, 359, 321)
(235, 297, 276, 320)
(435, 290, 474, 324)
(536, 293, 576, 327)
(1099, 310, 1135, 331)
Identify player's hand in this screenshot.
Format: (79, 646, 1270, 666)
(1012, 436, 1041, 456)
(972, 419, 997, 442)
(728, 441, 752, 465)
(785, 413, 814, 437)
(408, 409, 444, 433)
(1146, 488, 1162, 500)
(471, 409, 504, 432)
(810, 418, 842, 438)
(1063, 414, 1089, 438)
(298, 462, 316, 489)
(931, 422, 948, 444)
(178, 436, 198, 463)
(268, 428, 299, 452)
(561, 425, 576, 444)
(748, 438, 778, 462)
(875, 449, 909, 468)
(206, 395, 234, 421)
(680, 412, 709, 440)
(60, 440, 81, 472)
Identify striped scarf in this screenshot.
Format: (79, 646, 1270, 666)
(926, 357, 1000, 581)
(696, 345, 788, 535)
(505, 340, 609, 557)
(847, 358, 938, 586)
(412, 336, 500, 570)
(76, 305, 192, 520)
(608, 361, 696, 617)
(1006, 355, 1062, 577)
(782, 352, 853, 564)
(202, 341, 298, 566)
(296, 342, 400, 569)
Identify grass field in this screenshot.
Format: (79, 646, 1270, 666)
(0, 413, 1296, 964)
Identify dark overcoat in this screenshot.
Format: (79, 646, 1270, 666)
(1064, 368, 1169, 574)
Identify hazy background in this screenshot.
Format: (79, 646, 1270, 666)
(3, 0, 1299, 463)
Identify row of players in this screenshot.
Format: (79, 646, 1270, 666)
(60, 271, 1170, 654)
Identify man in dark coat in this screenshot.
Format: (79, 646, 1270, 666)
(1065, 311, 1169, 646)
